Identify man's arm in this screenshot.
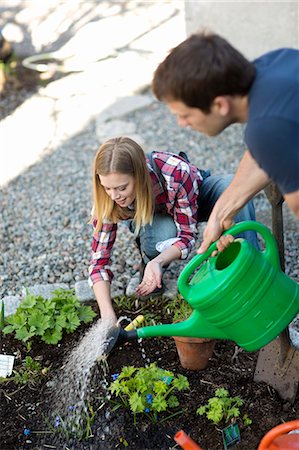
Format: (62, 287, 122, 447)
(284, 190, 299, 219)
(198, 150, 270, 253)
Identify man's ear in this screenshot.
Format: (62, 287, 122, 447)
(211, 96, 230, 116)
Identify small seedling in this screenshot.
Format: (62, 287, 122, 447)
(0, 356, 49, 386)
(108, 362, 189, 425)
(196, 388, 252, 427)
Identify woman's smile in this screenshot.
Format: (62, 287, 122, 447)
(99, 172, 136, 207)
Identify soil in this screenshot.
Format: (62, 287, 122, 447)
(1, 298, 298, 450)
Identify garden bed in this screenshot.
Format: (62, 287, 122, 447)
(1, 298, 298, 450)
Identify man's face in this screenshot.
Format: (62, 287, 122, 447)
(166, 99, 229, 136)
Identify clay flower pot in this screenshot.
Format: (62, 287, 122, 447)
(172, 336, 216, 370)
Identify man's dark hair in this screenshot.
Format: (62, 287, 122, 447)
(152, 32, 256, 112)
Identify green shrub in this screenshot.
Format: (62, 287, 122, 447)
(3, 288, 96, 345)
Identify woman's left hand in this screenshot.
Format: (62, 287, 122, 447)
(135, 260, 162, 296)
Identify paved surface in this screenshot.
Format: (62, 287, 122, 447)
(0, 0, 186, 187)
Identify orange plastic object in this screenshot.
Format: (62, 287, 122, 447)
(174, 430, 203, 450)
(258, 420, 299, 450)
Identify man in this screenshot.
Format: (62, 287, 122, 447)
(152, 32, 299, 253)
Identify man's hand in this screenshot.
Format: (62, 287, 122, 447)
(198, 150, 270, 254)
(197, 217, 234, 254)
(135, 260, 162, 297)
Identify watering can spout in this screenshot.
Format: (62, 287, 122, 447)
(135, 311, 227, 340)
(104, 311, 227, 356)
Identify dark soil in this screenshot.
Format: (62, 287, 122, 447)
(1, 298, 298, 450)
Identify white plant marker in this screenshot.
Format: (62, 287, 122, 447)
(0, 354, 15, 377)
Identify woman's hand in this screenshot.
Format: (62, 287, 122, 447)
(135, 260, 162, 297)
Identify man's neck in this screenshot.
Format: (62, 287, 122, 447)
(230, 95, 249, 123)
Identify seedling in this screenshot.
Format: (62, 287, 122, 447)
(0, 356, 49, 386)
(109, 362, 189, 425)
(196, 388, 252, 427)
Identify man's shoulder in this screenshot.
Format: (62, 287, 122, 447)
(253, 48, 299, 67)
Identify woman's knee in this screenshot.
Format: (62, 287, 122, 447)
(139, 214, 177, 259)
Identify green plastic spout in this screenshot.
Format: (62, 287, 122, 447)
(134, 310, 227, 340)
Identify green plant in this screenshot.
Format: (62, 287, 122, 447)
(108, 362, 189, 425)
(114, 295, 164, 326)
(165, 294, 192, 322)
(196, 388, 252, 426)
(0, 356, 49, 386)
(0, 301, 5, 330)
(44, 402, 96, 441)
(2, 288, 96, 345)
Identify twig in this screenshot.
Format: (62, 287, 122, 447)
(7, 384, 26, 396)
(199, 379, 214, 385)
(231, 346, 243, 362)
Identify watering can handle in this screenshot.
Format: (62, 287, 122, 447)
(178, 220, 280, 297)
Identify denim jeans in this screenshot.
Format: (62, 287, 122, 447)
(127, 174, 259, 262)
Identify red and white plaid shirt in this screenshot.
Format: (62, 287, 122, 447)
(88, 152, 203, 286)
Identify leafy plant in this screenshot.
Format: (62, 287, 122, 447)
(196, 388, 252, 426)
(165, 294, 192, 322)
(2, 288, 96, 345)
(108, 362, 189, 425)
(0, 301, 5, 330)
(114, 295, 164, 326)
(0, 356, 49, 386)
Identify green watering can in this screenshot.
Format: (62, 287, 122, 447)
(106, 221, 299, 353)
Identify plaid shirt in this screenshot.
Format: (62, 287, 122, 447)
(88, 152, 203, 286)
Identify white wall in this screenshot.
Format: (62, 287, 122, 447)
(184, 1, 299, 59)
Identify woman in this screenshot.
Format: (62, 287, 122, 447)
(89, 136, 258, 321)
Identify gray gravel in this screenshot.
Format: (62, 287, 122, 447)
(0, 92, 298, 303)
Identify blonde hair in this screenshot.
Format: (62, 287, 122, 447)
(92, 137, 153, 234)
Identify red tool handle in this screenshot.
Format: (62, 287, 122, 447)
(174, 430, 203, 450)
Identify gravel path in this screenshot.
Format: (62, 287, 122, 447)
(1, 92, 298, 302)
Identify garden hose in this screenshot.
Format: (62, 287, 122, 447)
(22, 52, 91, 73)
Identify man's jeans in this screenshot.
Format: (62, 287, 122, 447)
(127, 174, 259, 262)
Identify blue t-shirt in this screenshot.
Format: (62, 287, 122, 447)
(244, 49, 299, 194)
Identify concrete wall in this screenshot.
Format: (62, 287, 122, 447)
(184, 1, 299, 59)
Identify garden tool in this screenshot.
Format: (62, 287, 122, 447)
(174, 429, 203, 450)
(254, 183, 299, 403)
(103, 221, 299, 356)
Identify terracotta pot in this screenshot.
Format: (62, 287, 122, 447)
(172, 336, 216, 370)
